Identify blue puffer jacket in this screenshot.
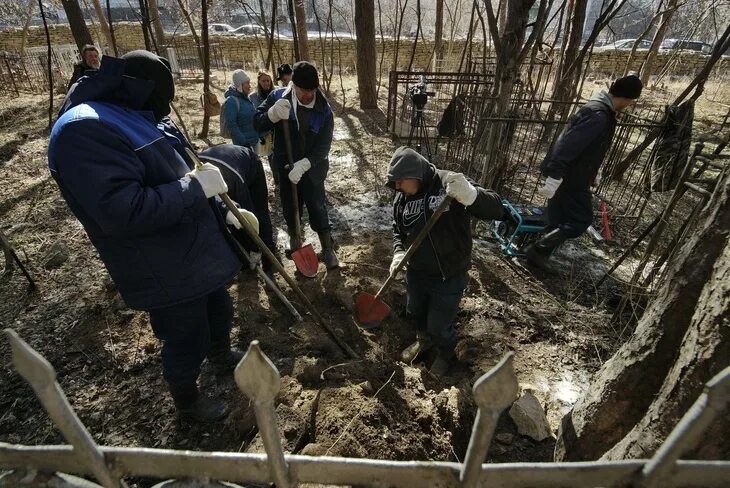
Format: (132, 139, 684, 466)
(48, 57, 240, 311)
(224, 86, 260, 147)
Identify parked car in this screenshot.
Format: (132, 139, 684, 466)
(594, 39, 652, 51)
(208, 23, 236, 35)
(232, 24, 266, 37)
(660, 39, 712, 54)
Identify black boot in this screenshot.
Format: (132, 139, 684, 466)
(208, 342, 244, 375)
(170, 385, 228, 422)
(525, 228, 568, 271)
(262, 243, 280, 279)
(318, 231, 339, 269)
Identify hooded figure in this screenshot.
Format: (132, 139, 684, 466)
(48, 51, 258, 423)
(386, 146, 506, 375)
(529, 74, 642, 270)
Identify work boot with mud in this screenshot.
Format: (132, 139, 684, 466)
(429, 350, 455, 377)
(525, 228, 568, 272)
(208, 345, 244, 375)
(401, 332, 432, 363)
(171, 386, 228, 423)
(318, 231, 340, 269)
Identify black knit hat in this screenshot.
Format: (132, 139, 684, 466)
(291, 61, 319, 89)
(276, 63, 293, 81)
(609, 74, 643, 99)
(122, 50, 174, 121)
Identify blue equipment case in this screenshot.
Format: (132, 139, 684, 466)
(492, 200, 548, 256)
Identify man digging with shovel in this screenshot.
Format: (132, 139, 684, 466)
(387, 147, 507, 376)
(254, 61, 339, 270)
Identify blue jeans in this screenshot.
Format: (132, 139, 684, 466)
(406, 269, 468, 355)
(149, 287, 233, 402)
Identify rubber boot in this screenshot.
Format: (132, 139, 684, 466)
(208, 341, 244, 375)
(401, 332, 432, 363)
(318, 231, 340, 269)
(171, 385, 228, 422)
(429, 349, 455, 376)
(525, 228, 568, 271)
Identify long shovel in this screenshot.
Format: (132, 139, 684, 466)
(355, 196, 453, 328)
(281, 120, 319, 277)
(185, 148, 358, 359)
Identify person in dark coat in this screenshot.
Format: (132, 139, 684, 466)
(528, 74, 643, 269)
(276, 63, 293, 86)
(387, 147, 507, 376)
(254, 61, 339, 269)
(48, 51, 260, 423)
(67, 44, 101, 90)
(249, 71, 277, 184)
(199, 144, 279, 276)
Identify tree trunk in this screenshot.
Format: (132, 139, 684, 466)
(38, 0, 53, 129)
(61, 0, 94, 51)
(294, 0, 309, 60)
(555, 156, 730, 462)
(147, 0, 166, 47)
(355, 0, 377, 109)
(434, 0, 444, 66)
(175, 0, 204, 66)
(549, 0, 586, 113)
(287, 0, 300, 60)
(199, 0, 211, 138)
(105, 0, 118, 55)
(20, 0, 36, 55)
(88, 0, 113, 50)
(640, 0, 678, 86)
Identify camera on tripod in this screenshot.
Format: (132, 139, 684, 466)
(408, 75, 435, 110)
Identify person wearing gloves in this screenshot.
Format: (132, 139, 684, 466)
(528, 74, 643, 269)
(387, 146, 507, 376)
(199, 144, 279, 277)
(48, 50, 259, 423)
(254, 61, 339, 269)
(223, 69, 261, 149)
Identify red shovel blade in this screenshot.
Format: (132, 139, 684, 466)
(292, 243, 319, 277)
(355, 291, 391, 328)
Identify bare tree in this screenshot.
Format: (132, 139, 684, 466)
(19, 0, 35, 55)
(106, 0, 118, 56)
(640, 0, 680, 86)
(295, 0, 310, 60)
(38, 0, 53, 129)
(61, 0, 94, 51)
(148, 0, 167, 47)
(355, 0, 377, 109)
(434, 0, 444, 66)
(200, 0, 212, 138)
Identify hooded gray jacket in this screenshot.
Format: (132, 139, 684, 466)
(387, 147, 505, 279)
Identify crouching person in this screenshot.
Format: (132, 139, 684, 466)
(199, 144, 279, 276)
(386, 147, 507, 376)
(48, 51, 248, 422)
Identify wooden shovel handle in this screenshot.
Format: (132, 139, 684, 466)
(280, 120, 303, 249)
(374, 195, 453, 300)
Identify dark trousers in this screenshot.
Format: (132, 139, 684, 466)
(277, 168, 331, 234)
(547, 188, 593, 238)
(232, 160, 275, 253)
(406, 269, 468, 355)
(148, 287, 233, 402)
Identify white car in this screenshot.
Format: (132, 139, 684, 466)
(232, 24, 267, 37)
(208, 23, 235, 35)
(594, 39, 652, 51)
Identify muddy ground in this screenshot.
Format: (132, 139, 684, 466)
(1, 75, 636, 486)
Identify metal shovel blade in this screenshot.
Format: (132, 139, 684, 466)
(355, 291, 391, 328)
(292, 243, 319, 277)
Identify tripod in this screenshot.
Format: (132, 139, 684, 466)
(407, 105, 434, 161)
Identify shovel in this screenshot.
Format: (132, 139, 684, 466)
(355, 195, 453, 328)
(280, 120, 319, 278)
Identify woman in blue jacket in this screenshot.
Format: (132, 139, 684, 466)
(223, 69, 260, 148)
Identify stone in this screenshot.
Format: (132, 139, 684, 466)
(509, 391, 552, 441)
(42, 241, 69, 269)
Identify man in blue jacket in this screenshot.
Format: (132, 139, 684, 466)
(528, 74, 642, 269)
(48, 50, 258, 422)
(254, 61, 339, 268)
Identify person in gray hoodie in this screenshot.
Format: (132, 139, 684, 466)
(528, 74, 643, 269)
(386, 146, 507, 376)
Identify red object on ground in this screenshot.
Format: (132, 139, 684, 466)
(601, 201, 613, 241)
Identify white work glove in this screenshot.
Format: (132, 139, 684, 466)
(247, 251, 262, 270)
(225, 208, 260, 235)
(538, 176, 563, 199)
(389, 251, 406, 276)
(592, 171, 602, 188)
(443, 171, 478, 206)
(188, 163, 228, 198)
(288, 157, 311, 184)
(267, 98, 291, 123)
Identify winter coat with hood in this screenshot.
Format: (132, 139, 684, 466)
(540, 91, 617, 192)
(388, 147, 506, 279)
(224, 86, 261, 147)
(253, 85, 334, 184)
(48, 55, 240, 311)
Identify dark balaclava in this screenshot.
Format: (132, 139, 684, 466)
(122, 50, 175, 121)
(609, 74, 643, 99)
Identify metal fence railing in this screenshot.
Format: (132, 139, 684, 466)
(2, 328, 729, 487)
